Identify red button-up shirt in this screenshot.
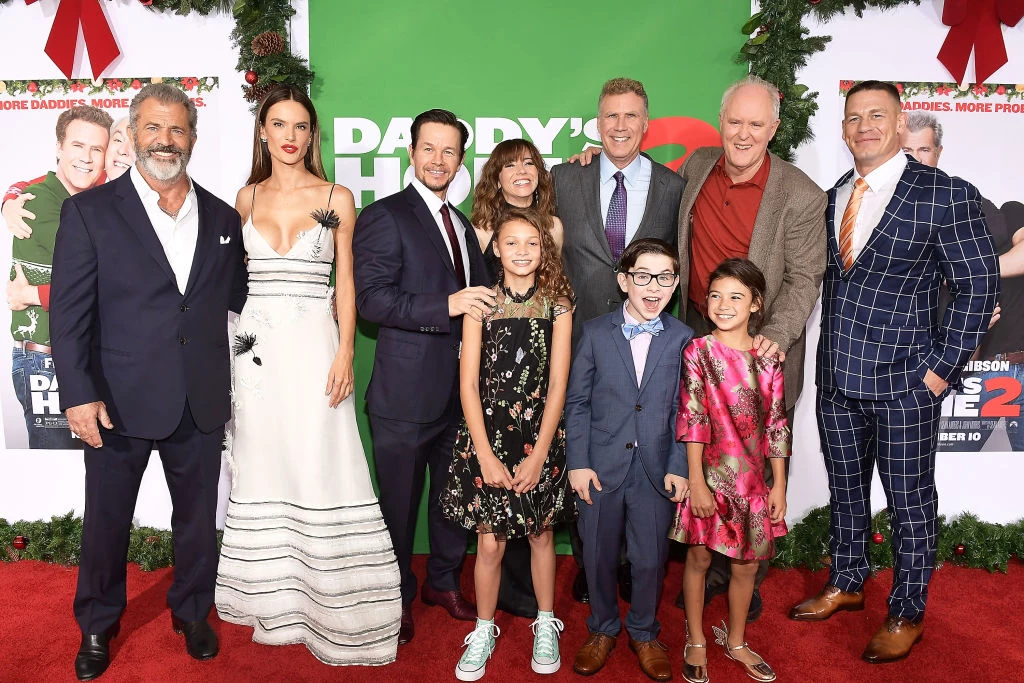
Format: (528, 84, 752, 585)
(688, 154, 771, 314)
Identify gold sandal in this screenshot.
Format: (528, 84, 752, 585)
(712, 620, 775, 682)
(682, 622, 709, 683)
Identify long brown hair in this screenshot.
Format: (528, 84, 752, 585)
(471, 139, 557, 232)
(247, 85, 327, 185)
(495, 207, 573, 304)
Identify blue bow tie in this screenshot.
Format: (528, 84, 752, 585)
(622, 317, 664, 340)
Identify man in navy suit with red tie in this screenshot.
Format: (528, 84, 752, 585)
(50, 84, 247, 680)
(790, 80, 998, 663)
(353, 109, 495, 644)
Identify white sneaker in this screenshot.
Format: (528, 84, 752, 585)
(530, 613, 564, 674)
(455, 620, 500, 681)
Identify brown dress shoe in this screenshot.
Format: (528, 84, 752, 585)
(788, 584, 864, 621)
(573, 633, 616, 675)
(629, 638, 672, 681)
(421, 583, 476, 621)
(862, 616, 923, 663)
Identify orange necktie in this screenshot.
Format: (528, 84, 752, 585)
(838, 177, 869, 270)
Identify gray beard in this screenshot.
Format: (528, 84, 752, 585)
(137, 148, 190, 182)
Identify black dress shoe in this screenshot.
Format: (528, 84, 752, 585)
(398, 607, 414, 645)
(171, 615, 219, 660)
(747, 588, 763, 622)
(75, 620, 120, 681)
(617, 562, 633, 603)
(572, 569, 589, 604)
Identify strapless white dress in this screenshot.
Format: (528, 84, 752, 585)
(215, 217, 401, 666)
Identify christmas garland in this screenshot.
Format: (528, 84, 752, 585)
(743, 0, 921, 160)
(3, 507, 1022, 573)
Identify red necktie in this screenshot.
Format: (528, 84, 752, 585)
(439, 204, 467, 289)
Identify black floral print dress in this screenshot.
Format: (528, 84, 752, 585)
(441, 294, 573, 538)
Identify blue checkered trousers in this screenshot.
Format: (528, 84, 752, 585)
(815, 157, 999, 622)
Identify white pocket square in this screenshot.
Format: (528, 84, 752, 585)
(220, 236, 231, 244)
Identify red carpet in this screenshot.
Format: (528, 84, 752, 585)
(1, 556, 1021, 682)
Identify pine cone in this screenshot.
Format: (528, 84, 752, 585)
(244, 83, 272, 103)
(251, 31, 286, 57)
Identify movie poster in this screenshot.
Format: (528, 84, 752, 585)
(0, 76, 220, 449)
(840, 79, 1024, 452)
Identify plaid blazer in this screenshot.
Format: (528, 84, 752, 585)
(816, 156, 999, 401)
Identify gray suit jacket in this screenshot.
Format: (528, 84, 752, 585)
(677, 147, 827, 410)
(552, 154, 685, 345)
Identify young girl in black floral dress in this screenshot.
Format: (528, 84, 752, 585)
(441, 207, 574, 680)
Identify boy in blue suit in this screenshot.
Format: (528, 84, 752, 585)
(565, 238, 693, 681)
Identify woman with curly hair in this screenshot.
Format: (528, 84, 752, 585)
(471, 139, 564, 281)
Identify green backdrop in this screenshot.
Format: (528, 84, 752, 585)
(309, 0, 749, 552)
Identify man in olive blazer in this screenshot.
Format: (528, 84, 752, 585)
(675, 76, 827, 617)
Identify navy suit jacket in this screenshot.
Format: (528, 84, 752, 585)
(816, 156, 999, 401)
(50, 172, 247, 439)
(353, 184, 487, 423)
(564, 308, 693, 495)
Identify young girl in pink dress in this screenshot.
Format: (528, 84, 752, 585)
(670, 258, 790, 683)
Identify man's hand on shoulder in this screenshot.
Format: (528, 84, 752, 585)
(567, 146, 602, 167)
(449, 286, 497, 322)
(66, 401, 113, 448)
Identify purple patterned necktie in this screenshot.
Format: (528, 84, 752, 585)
(605, 171, 627, 262)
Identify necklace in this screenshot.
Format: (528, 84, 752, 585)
(159, 205, 180, 220)
(500, 282, 537, 304)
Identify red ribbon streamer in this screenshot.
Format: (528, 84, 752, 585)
(938, 0, 1024, 85)
(26, 0, 121, 80)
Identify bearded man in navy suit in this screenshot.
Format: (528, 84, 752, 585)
(51, 84, 247, 680)
(789, 80, 998, 663)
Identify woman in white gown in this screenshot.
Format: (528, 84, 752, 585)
(215, 86, 401, 665)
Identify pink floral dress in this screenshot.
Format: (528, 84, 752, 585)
(669, 335, 790, 560)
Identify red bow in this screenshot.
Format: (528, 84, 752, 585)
(26, 0, 121, 80)
(938, 0, 1024, 84)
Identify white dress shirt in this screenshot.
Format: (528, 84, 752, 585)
(129, 165, 198, 295)
(834, 151, 908, 264)
(600, 152, 651, 245)
(409, 176, 470, 285)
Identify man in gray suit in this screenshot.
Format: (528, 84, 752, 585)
(676, 75, 827, 619)
(551, 77, 685, 603)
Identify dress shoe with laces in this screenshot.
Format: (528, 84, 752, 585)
(572, 569, 590, 604)
(629, 637, 672, 682)
(421, 583, 476, 621)
(788, 584, 864, 621)
(74, 620, 120, 681)
(861, 615, 923, 663)
(398, 606, 414, 645)
(573, 632, 616, 675)
(171, 615, 219, 660)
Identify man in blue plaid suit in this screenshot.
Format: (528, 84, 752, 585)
(789, 81, 999, 663)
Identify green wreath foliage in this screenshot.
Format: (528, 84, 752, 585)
(742, 0, 921, 160)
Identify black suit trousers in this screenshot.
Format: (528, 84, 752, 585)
(369, 392, 469, 606)
(74, 402, 223, 633)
